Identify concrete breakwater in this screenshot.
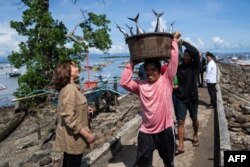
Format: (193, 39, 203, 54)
(218, 63, 250, 151)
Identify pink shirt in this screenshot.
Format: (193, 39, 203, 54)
(120, 39, 179, 134)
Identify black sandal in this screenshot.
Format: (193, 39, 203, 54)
(175, 149, 185, 155)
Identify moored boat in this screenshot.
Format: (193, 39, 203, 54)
(9, 68, 21, 77)
(0, 84, 7, 90)
(230, 55, 238, 63)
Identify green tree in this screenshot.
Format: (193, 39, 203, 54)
(8, 0, 112, 98)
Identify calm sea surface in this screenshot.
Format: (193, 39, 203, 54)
(0, 55, 129, 107)
(1, 53, 249, 107)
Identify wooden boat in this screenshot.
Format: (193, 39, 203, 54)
(9, 68, 21, 77)
(9, 72, 21, 77)
(92, 65, 103, 71)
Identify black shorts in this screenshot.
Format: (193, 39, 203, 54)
(63, 152, 83, 167)
(175, 98, 199, 121)
(136, 127, 175, 167)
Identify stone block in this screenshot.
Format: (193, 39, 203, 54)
(39, 156, 52, 166)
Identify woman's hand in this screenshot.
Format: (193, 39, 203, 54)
(173, 32, 183, 45)
(80, 128, 95, 144)
(174, 32, 181, 39)
(85, 132, 95, 144)
(88, 106, 94, 113)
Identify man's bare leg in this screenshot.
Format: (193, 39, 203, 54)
(177, 120, 185, 152)
(192, 120, 199, 147)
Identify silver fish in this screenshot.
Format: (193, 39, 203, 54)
(128, 13, 144, 34)
(152, 9, 164, 32)
(170, 21, 175, 33)
(116, 23, 129, 38)
(125, 24, 134, 36)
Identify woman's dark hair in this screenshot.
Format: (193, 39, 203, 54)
(144, 59, 161, 73)
(52, 60, 73, 91)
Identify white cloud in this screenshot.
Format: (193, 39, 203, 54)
(0, 23, 23, 56)
(197, 38, 205, 49)
(183, 37, 206, 51)
(89, 43, 128, 54)
(148, 18, 168, 32)
(212, 36, 229, 49)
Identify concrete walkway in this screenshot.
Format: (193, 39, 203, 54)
(108, 88, 215, 167)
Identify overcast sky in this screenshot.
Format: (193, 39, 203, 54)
(0, 0, 250, 57)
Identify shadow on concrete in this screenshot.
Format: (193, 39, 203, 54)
(199, 100, 210, 107)
(175, 134, 193, 143)
(109, 143, 138, 167)
(214, 108, 220, 167)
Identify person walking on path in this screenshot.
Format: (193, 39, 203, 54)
(120, 35, 179, 167)
(174, 40, 200, 154)
(52, 61, 95, 167)
(205, 52, 217, 109)
(198, 53, 207, 87)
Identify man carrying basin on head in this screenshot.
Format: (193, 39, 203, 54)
(173, 39, 200, 154)
(120, 33, 179, 167)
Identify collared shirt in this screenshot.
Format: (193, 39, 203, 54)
(206, 60, 217, 83)
(54, 83, 88, 154)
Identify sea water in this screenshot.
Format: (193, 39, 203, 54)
(0, 54, 129, 107)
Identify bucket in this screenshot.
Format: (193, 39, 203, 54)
(126, 32, 173, 62)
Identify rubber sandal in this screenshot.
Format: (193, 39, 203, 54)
(175, 149, 185, 155)
(192, 140, 199, 147)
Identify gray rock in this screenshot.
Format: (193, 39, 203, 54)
(29, 149, 51, 163)
(224, 106, 236, 119)
(39, 156, 52, 166)
(238, 81, 245, 89)
(237, 88, 243, 93)
(0, 162, 9, 167)
(228, 121, 241, 128)
(230, 103, 242, 112)
(29, 154, 39, 163)
(236, 115, 248, 124)
(228, 97, 235, 104)
(40, 142, 53, 150)
(242, 104, 250, 114)
(17, 141, 35, 150)
(20, 162, 36, 167)
(221, 78, 229, 84)
(241, 122, 250, 128)
(36, 149, 52, 156)
(243, 128, 250, 134)
(229, 128, 242, 132)
(222, 96, 229, 101)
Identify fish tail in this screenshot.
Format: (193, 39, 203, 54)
(128, 13, 139, 23)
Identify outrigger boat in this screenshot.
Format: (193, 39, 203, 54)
(9, 68, 21, 78)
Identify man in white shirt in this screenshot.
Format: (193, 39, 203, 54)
(205, 52, 217, 109)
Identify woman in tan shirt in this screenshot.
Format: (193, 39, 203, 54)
(52, 61, 95, 167)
